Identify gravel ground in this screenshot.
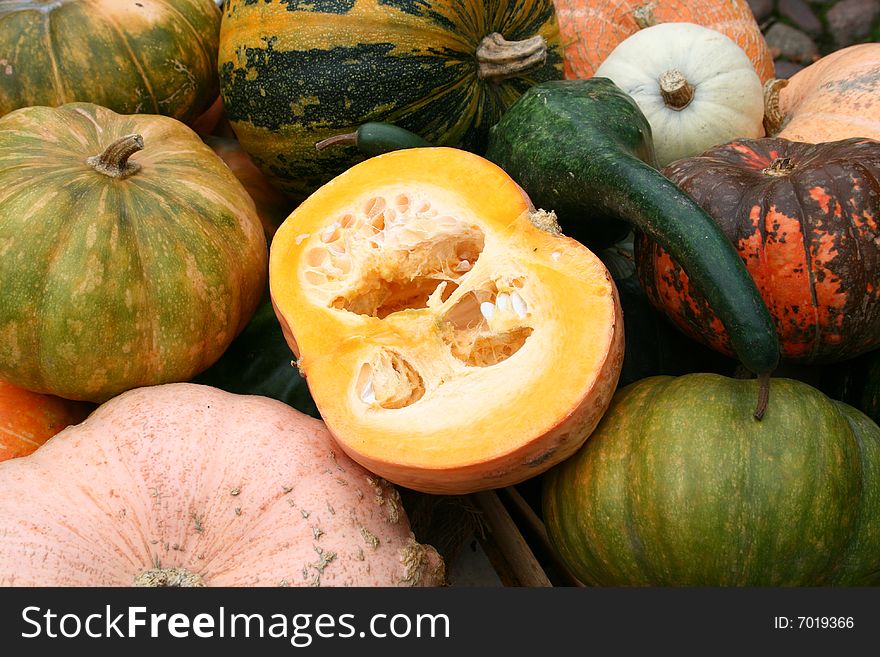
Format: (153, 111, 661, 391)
(747, 0, 880, 78)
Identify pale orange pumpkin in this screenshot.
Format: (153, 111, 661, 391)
(553, 0, 774, 83)
(0, 383, 445, 587)
(0, 382, 92, 462)
(764, 43, 880, 143)
(269, 147, 624, 495)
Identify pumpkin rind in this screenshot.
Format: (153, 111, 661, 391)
(218, 0, 563, 200)
(637, 137, 880, 365)
(772, 43, 880, 143)
(542, 374, 880, 586)
(0, 383, 445, 587)
(552, 0, 774, 83)
(0, 103, 268, 402)
(0, 381, 92, 461)
(0, 0, 221, 125)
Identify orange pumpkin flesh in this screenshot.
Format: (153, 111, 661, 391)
(0, 382, 92, 461)
(270, 148, 624, 494)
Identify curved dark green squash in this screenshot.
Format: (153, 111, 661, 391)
(485, 78, 780, 396)
(0, 0, 221, 125)
(218, 0, 563, 200)
(542, 373, 880, 586)
(193, 302, 318, 418)
(598, 240, 736, 388)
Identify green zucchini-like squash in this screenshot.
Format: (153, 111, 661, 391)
(485, 79, 780, 404)
(0, 0, 221, 125)
(0, 103, 267, 402)
(543, 373, 880, 586)
(218, 0, 563, 200)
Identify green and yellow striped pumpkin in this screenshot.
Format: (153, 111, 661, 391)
(0, 103, 268, 402)
(0, 0, 221, 125)
(218, 0, 563, 200)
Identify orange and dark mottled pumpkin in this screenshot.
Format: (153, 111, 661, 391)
(637, 137, 880, 364)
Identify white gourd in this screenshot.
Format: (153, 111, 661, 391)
(594, 22, 764, 167)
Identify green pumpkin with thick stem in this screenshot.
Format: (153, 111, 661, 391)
(0, 103, 267, 403)
(0, 0, 221, 125)
(542, 373, 880, 586)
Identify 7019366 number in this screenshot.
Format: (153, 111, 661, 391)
(798, 617, 854, 629)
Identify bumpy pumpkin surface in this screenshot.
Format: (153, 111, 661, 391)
(638, 137, 880, 364)
(270, 147, 623, 494)
(218, 0, 563, 200)
(766, 43, 880, 143)
(0, 0, 221, 125)
(0, 383, 445, 587)
(543, 374, 880, 586)
(553, 0, 774, 83)
(0, 103, 267, 402)
(0, 381, 92, 462)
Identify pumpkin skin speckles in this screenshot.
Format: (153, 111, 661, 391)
(637, 137, 880, 364)
(0, 103, 268, 402)
(0, 0, 221, 125)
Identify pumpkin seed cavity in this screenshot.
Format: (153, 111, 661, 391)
(303, 191, 534, 407)
(441, 281, 533, 368)
(304, 192, 484, 318)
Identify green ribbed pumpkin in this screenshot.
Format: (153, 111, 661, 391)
(543, 374, 880, 586)
(0, 103, 267, 402)
(0, 0, 221, 125)
(218, 0, 563, 200)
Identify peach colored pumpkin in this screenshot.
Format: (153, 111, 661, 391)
(553, 0, 774, 83)
(0, 383, 445, 587)
(765, 44, 880, 143)
(0, 381, 93, 462)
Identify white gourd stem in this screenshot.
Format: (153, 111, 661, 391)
(659, 69, 695, 110)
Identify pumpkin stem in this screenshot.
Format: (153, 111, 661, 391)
(315, 131, 357, 151)
(659, 69, 695, 110)
(477, 33, 547, 82)
(754, 372, 771, 421)
(632, 3, 658, 29)
(762, 78, 789, 136)
(133, 567, 206, 587)
(763, 157, 796, 176)
(87, 134, 144, 179)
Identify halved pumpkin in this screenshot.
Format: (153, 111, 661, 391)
(269, 148, 623, 494)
